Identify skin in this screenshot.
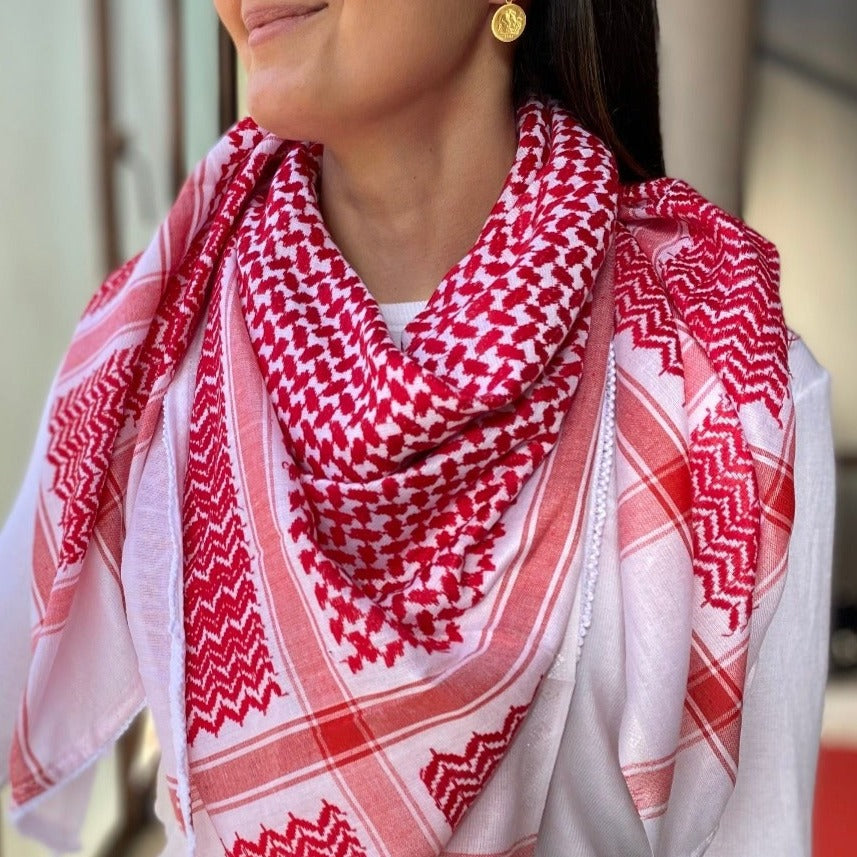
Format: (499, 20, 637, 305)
(214, 0, 530, 302)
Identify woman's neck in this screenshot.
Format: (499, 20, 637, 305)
(318, 86, 519, 304)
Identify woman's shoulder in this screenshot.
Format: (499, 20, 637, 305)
(788, 335, 831, 406)
(618, 177, 782, 305)
(620, 176, 775, 258)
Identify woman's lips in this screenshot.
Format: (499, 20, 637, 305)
(245, 5, 326, 47)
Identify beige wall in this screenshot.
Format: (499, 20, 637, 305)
(0, 2, 106, 853)
(0, 1, 101, 521)
(658, 0, 757, 214)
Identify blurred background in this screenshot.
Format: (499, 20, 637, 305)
(0, 0, 854, 854)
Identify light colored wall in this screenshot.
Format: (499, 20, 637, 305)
(182, 0, 223, 169)
(0, 0, 101, 520)
(112, 0, 174, 257)
(0, 0, 222, 549)
(658, 0, 757, 215)
(762, 0, 857, 87)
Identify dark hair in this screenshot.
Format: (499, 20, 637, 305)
(514, 0, 666, 183)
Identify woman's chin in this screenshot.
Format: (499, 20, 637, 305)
(246, 79, 315, 140)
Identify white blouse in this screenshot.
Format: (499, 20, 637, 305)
(0, 299, 835, 857)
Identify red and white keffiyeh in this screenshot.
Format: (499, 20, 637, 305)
(7, 97, 794, 857)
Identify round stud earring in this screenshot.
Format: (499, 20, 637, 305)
(491, 0, 527, 43)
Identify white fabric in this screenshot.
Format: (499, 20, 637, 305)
(377, 299, 430, 349)
(0, 336, 833, 857)
(535, 339, 834, 857)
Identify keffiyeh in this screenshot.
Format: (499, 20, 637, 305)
(7, 97, 794, 857)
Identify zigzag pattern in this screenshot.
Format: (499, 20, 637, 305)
(183, 271, 282, 744)
(129, 257, 203, 417)
(689, 401, 760, 632)
(47, 345, 141, 569)
(613, 230, 683, 376)
(621, 180, 789, 420)
(226, 802, 368, 857)
(420, 705, 529, 829)
(44, 125, 279, 588)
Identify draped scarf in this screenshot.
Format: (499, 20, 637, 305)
(7, 97, 795, 857)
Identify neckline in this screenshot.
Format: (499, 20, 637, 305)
(376, 299, 429, 334)
(292, 97, 552, 335)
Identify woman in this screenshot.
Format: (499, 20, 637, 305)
(0, 1, 834, 855)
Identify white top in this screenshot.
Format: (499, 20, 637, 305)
(0, 308, 835, 856)
(378, 299, 428, 348)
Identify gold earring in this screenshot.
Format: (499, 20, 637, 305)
(491, 1, 527, 43)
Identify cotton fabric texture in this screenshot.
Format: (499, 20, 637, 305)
(0, 97, 831, 857)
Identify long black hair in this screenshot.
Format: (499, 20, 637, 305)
(514, 0, 666, 183)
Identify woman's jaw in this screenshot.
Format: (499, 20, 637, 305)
(213, 0, 520, 147)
